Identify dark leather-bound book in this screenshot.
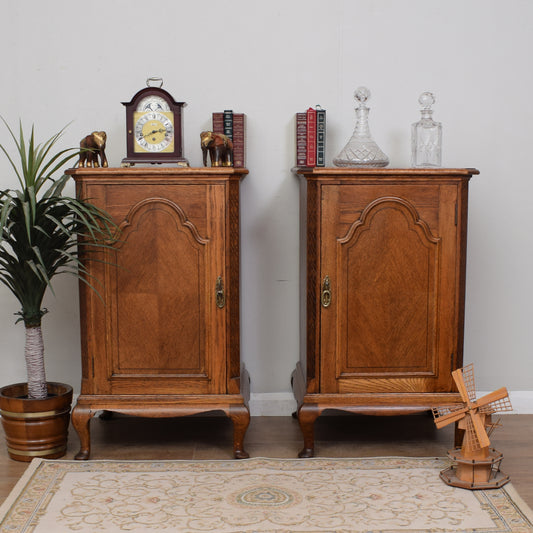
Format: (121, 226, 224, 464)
(223, 109, 233, 140)
(316, 107, 326, 167)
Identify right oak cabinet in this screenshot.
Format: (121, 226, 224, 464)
(292, 168, 479, 457)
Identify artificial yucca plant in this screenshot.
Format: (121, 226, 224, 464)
(0, 118, 116, 400)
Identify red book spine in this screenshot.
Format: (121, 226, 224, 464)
(306, 107, 317, 167)
(296, 112, 307, 167)
(212, 112, 224, 134)
(232, 113, 246, 168)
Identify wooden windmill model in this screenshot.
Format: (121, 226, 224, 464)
(432, 364, 513, 489)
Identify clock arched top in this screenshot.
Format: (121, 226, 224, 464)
(121, 86, 186, 110)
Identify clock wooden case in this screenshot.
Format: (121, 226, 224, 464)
(292, 167, 479, 457)
(121, 85, 188, 166)
(67, 166, 249, 459)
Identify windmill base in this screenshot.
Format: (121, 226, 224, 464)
(440, 448, 510, 489)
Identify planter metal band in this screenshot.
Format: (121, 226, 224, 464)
(0, 408, 70, 419)
(7, 445, 67, 457)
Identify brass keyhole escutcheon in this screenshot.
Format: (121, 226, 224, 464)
(321, 275, 332, 308)
(216, 276, 226, 309)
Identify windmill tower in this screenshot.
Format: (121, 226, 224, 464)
(432, 364, 513, 489)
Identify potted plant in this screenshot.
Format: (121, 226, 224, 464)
(0, 118, 115, 461)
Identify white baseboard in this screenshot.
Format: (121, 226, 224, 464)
(249, 393, 297, 416)
(249, 391, 533, 416)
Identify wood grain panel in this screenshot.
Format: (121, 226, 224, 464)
(105, 185, 209, 237)
(111, 199, 207, 375)
(338, 197, 440, 376)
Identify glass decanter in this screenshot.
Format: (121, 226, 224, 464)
(333, 87, 389, 167)
(411, 91, 442, 167)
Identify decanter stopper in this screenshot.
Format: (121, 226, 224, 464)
(333, 87, 389, 167)
(411, 91, 442, 167)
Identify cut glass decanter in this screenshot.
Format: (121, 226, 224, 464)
(333, 87, 389, 167)
(411, 91, 442, 167)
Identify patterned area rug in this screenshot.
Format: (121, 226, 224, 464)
(1, 457, 533, 532)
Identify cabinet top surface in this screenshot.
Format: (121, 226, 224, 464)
(66, 167, 248, 181)
(294, 167, 479, 180)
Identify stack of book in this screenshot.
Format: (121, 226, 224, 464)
(296, 106, 326, 167)
(212, 110, 246, 168)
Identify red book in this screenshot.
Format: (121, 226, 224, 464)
(296, 112, 307, 167)
(232, 113, 246, 168)
(212, 112, 224, 134)
(306, 107, 317, 167)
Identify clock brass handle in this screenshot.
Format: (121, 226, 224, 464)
(146, 77, 163, 88)
(321, 275, 332, 308)
(216, 276, 226, 309)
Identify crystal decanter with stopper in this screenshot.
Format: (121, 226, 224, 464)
(411, 91, 442, 167)
(333, 86, 389, 167)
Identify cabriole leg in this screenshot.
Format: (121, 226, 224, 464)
(71, 405, 94, 460)
(229, 405, 250, 459)
(297, 404, 320, 458)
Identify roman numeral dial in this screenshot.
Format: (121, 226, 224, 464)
(133, 111, 174, 153)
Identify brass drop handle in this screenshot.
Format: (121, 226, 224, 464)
(321, 275, 332, 308)
(215, 276, 225, 308)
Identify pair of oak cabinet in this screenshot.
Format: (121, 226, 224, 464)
(68, 166, 478, 459)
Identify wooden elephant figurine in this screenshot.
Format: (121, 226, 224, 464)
(78, 131, 108, 168)
(200, 131, 233, 167)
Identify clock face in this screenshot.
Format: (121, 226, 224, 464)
(133, 111, 174, 153)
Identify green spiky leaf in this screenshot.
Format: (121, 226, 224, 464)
(0, 118, 118, 398)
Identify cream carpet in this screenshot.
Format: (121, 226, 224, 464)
(1, 457, 532, 532)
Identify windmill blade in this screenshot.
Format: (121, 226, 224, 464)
(476, 387, 512, 413)
(460, 363, 477, 401)
(432, 404, 465, 417)
(452, 367, 472, 404)
(463, 415, 480, 454)
(432, 404, 467, 429)
(470, 411, 491, 450)
(479, 395, 513, 416)
(463, 413, 490, 453)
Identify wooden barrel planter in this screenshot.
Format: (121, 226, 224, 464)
(0, 382, 73, 461)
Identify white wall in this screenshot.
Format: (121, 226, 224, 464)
(1, 1, 532, 410)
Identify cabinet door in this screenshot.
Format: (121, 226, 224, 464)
(319, 183, 459, 394)
(93, 183, 227, 395)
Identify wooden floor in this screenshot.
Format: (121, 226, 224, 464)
(1, 413, 532, 508)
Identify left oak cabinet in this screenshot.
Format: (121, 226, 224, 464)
(67, 167, 250, 459)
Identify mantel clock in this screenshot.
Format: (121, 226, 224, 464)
(121, 78, 188, 166)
